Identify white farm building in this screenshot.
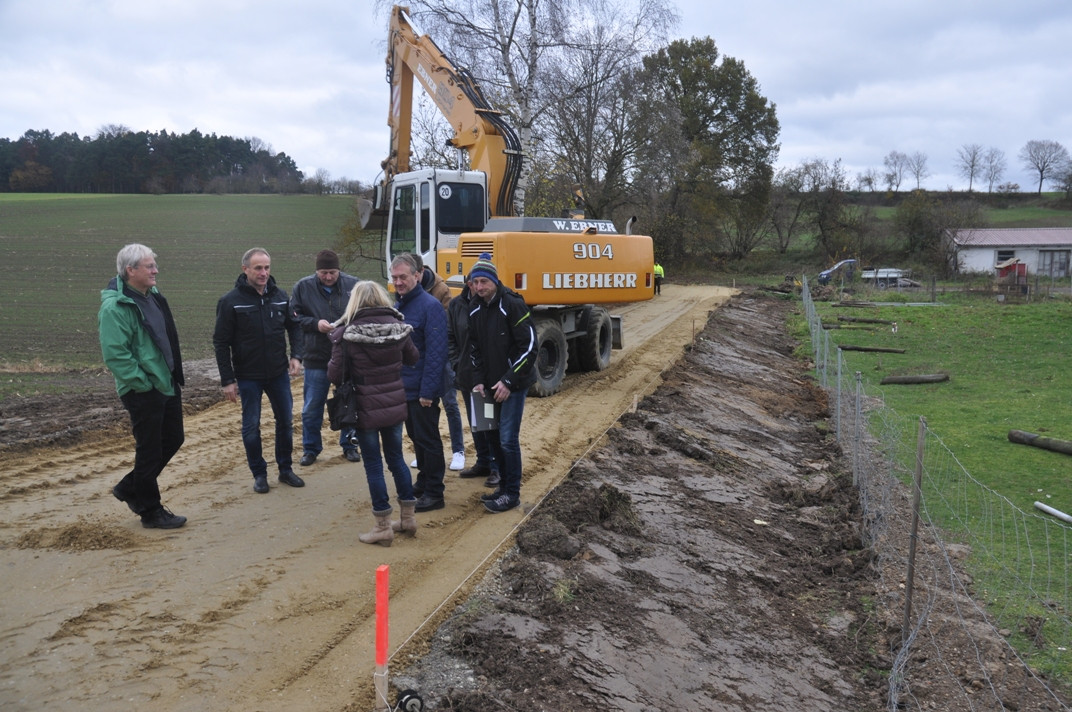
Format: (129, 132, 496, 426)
(949, 227, 1072, 278)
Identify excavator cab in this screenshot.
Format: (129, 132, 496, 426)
(386, 168, 489, 284)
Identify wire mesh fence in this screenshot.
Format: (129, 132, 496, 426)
(802, 276, 1072, 711)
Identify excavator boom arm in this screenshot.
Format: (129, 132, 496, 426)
(383, 5, 521, 216)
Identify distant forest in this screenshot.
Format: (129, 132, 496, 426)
(0, 127, 358, 195)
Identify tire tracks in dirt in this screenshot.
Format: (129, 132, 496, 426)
(0, 285, 732, 712)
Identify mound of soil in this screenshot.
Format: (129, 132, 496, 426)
(394, 293, 888, 710)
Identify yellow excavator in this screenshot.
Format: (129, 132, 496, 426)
(373, 5, 655, 396)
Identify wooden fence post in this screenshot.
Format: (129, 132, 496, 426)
(903, 416, 926, 644)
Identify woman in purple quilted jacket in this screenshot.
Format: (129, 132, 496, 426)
(328, 281, 419, 546)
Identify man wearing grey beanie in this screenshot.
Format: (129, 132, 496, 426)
(291, 249, 362, 465)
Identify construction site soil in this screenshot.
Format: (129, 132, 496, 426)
(1, 286, 1065, 711)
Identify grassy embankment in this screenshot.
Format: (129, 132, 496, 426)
(0, 193, 380, 397)
(796, 292, 1072, 681)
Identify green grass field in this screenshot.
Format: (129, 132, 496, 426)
(0, 194, 383, 375)
(808, 294, 1071, 512)
(798, 293, 1072, 680)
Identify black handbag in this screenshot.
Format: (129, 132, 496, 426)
(327, 340, 359, 431)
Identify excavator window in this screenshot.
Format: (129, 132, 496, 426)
(436, 182, 487, 234)
(389, 184, 417, 257)
(420, 183, 431, 254)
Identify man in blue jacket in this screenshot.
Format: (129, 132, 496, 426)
(467, 253, 537, 513)
(99, 243, 187, 529)
(290, 249, 361, 466)
(213, 247, 305, 494)
(390, 253, 448, 512)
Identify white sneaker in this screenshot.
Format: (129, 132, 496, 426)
(409, 458, 418, 468)
(450, 451, 465, 471)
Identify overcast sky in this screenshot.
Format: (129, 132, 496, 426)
(1, 0, 1069, 192)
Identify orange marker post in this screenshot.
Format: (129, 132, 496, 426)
(374, 564, 390, 711)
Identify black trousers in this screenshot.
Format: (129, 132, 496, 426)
(405, 398, 445, 499)
(116, 386, 184, 514)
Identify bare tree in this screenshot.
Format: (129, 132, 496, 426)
(800, 157, 850, 257)
(382, 0, 677, 213)
(883, 150, 908, 191)
(982, 147, 1006, 193)
(1019, 139, 1072, 194)
(1057, 167, 1072, 200)
(95, 124, 132, 139)
(856, 167, 880, 192)
(540, 0, 675, 219)
(407, 94, 461, 170)
(246, 136, 271, 154)
(955, 143, 983, 192)
(768, 165, 807, 253)
(907, 151, 929, 190)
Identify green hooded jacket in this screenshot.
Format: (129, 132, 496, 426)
(98, 275, 183, 396)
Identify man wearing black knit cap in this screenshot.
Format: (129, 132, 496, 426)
(466, 253, 537, 513)
(291, 250, 362, 465)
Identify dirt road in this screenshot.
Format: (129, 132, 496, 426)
(0, 285, 733, 711)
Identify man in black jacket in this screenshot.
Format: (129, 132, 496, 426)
(290, 249, 361, 466)
(466, 253, 537, 513)
(213, 247, 305, 494)
(448, 277, 499, 487)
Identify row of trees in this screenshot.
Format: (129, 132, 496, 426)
(0, 126, 342, 194)
(7, 0, 1067, 273)
(857, 140, 1072, 194)
(768, 157, 993, 276)
(368, 0, 1068, 272)
(366, 0, 779, 265)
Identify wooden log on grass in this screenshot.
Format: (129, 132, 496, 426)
(1007, 430, 1072, 457)
(837, 316, 897, 325)
(838, 345, 906, 353)
(880, 374, 949, 385)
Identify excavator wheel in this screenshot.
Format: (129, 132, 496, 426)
(529, 317, 567, 397)
(577, 307, 612, 372)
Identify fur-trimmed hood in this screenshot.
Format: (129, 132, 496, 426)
(338, 306, 412, 346)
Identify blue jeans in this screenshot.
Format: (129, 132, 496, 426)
(301, 367, 355, 454)
(237, 373, 294, 477)
(441, 363, 464, 454)
(461, 390, 498, 474)
(354, 423, 413, 511)
(405, 398, 445, 499)
(488, 388, 526, 498)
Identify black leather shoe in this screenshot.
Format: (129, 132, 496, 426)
(458, 464, 491, 479)
(483, 472, 501, 488)
(480, 488, 505, 502)
(112, 485, 139, 514)
(299, 452, 317, 466)
(279, 469, 305, 488)
(253, 475, 269, 493)
(141, 506, 187, 529)
(414, 494, 444, 512)
(344, 449, 361, 462)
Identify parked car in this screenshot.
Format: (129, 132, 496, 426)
(861, 268, 917, 289)
(817, 259, 857, 285)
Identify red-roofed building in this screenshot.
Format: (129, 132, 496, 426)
(948, 228, 1072, 277)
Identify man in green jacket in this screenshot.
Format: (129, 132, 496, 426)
(98, 244, 187, 529)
